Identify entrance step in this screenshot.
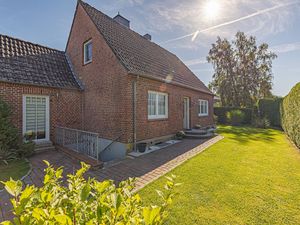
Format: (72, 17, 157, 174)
(184, 127, 216, 139)
(35, 142, 55, 153)
(185, 133, 215, 139)
(185, 129, 207, 135)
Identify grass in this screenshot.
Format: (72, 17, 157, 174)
(0, 159, 30, 190)
(139, 126, 300, 224)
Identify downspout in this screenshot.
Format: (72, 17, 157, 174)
(132, 76, 138, 152)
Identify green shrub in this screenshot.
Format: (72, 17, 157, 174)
(257, 98, 283, 127)
(226, 110, 246, 125)
(252, 116, 271, 129)
(1, 161, 179, 225)
(0, 98, 20, 162)
(214, 107, 252, 124)
(18, 141, 35, 158)
(281, 83, 300, 148)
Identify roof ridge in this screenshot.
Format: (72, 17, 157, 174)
(0, 34, 64, 53)
(78, 1, 178, 58)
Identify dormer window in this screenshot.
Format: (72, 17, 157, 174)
(83, 39, 92, 64)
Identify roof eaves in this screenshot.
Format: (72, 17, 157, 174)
(128, 71, 214, 95)
(65, 53, 84, 90)
(0, 79, 82, 91)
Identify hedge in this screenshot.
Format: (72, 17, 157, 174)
(257, 98, 283, 127)
(281, 83, 300, 148)
(214, 107, 252, 124)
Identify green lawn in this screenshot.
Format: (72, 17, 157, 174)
(0, 159, 30, 190)
(140, 126, 300, 224)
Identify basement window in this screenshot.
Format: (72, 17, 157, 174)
(83, 39, 92, 64)
(148, 91, 168, 119)
(199, 99, 209, 116)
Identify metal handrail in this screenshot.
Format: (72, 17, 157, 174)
(56, 126, 100, 161)
(56, 126, 99, 135)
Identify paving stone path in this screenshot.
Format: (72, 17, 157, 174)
(0, 135, 223, 221)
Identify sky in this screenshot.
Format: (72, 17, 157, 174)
(0, 0, 299, 97)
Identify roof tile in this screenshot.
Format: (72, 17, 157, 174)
(0, 34, 81, 89)
(79, 1, 212, 94)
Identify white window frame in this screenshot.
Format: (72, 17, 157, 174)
(22, 95, 50, 142)
(83, 39, 92, 64)
(148, 91, 168, 120)
(199, 99, 209, 117)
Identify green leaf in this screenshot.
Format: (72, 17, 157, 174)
(54, 214, 72, 224)
(3, 178, 22, 197)
(81, 183, 91, 201)
(0, 221, 14, 225)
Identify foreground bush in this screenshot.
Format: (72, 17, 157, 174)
(281, 83, 300, 148)
(226, 110, 245, 125)
(0, 98, 35, 162)
(1, 161, 179, 225)
(0, 98, 19, 162)
(214, 107, 252, 124)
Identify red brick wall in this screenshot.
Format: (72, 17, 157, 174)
(131, 76, 214, 141)
(66, 3, 214, 145)
(66, 3, 131, 143)
(0, 82, 83, 142)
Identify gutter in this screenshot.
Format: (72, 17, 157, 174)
(132, 78, 138, 152)
(128, 72, 214, 96)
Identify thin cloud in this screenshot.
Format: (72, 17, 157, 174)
(271, 42, 300, 53)
(184, 58, 207, 66)
(161, 1, 299, 44)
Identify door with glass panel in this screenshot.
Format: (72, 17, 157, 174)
(23, 95, 49, 142)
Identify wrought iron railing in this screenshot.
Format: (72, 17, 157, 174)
(56, 127, 99, 160)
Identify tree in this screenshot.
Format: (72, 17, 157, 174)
(207, 31, 277, 107)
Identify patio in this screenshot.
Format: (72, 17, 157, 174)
(0, 135, 222, 221)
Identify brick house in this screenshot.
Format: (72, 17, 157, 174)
(0, 0, 214, 161)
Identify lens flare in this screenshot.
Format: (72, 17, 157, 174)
(203, 0, 222, 20)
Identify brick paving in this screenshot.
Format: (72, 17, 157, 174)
(0, 135, 223, 221)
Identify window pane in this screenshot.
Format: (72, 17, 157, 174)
(158, 94, 166, 115)
(84, 41, 92, 63)
(148, 93, 156, 116)
(199, 100, 208, 115)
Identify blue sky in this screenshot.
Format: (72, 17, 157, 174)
(0, 0, 299, 96)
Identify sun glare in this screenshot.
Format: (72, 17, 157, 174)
(203, 0, 222, 21)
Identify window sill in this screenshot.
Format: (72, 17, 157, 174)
(83, 60, 92, 66)
(198, 114, 209, 117)
(148, 117, 168, 122)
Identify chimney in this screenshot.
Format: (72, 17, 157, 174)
(143, 33, 151, 41)
(113, 12, 130, 28)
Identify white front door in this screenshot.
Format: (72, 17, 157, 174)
(183, 97, 190, 129)
(23, 95, 50, 142)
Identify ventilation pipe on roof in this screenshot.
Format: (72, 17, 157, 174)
(113, 12, 130, 28)
(143, 33, 152, 41)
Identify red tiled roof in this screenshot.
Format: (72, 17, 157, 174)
(79, 1, 212, 94)
(0, 34, 81, 89)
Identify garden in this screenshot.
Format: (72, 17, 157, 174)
(1, 32, 300, 224)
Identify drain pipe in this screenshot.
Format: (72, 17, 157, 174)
(132, 78, 137, 152)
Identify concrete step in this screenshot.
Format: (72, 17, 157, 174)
(35, 146, 56, 152)
(185, 133, 215, 139)
(35, 142, 55, 153)
(185, 129, 208, 135)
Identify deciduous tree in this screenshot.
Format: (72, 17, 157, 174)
(207, 32, 277, 107)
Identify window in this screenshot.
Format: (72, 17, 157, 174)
(199, 99, 209, 116)
(83, 40, 92, 64)
(148, 91, 168, 119)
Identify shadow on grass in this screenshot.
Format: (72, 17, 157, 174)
(217, 125, 278, 144)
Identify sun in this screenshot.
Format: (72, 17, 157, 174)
(203, 0, 222, 21)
